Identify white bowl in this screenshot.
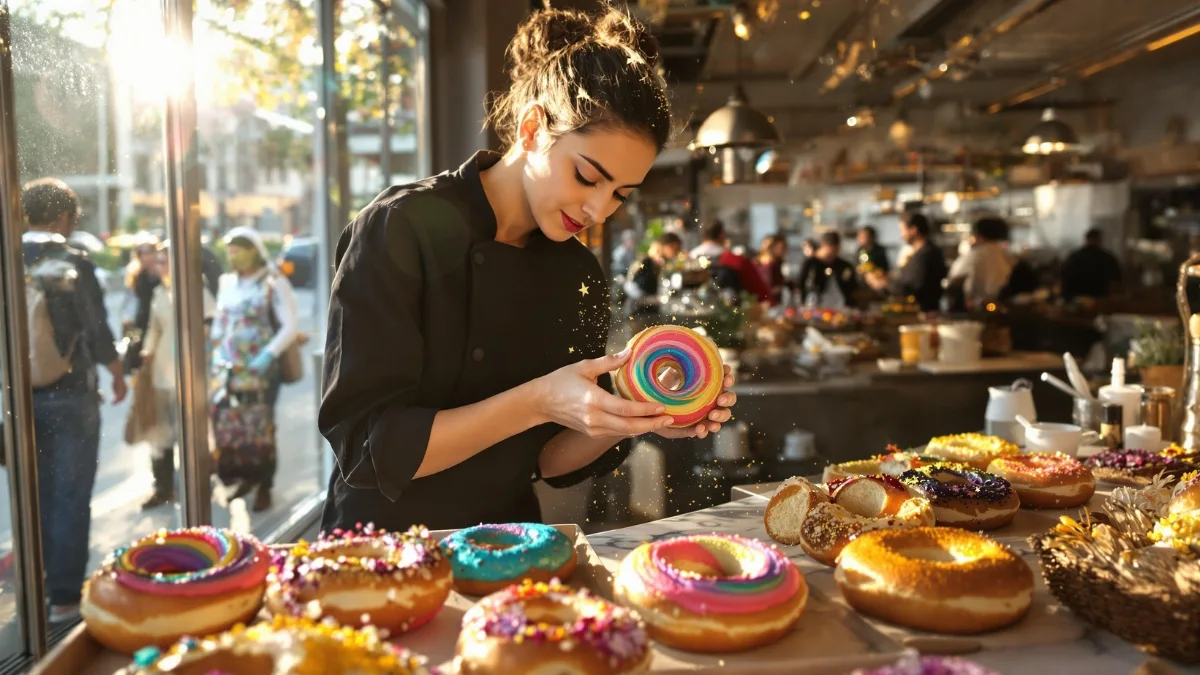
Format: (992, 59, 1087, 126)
(1023, 422, 1083, 457)
(877, 358, 902, 373)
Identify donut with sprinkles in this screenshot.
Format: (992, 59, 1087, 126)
(440, 523, 577, 596)
(457, 579, 651, 674)
(265, 523, 452, 634)
(899, 466, 1020, 530)
(986, 452, 1095, 509)
(81, 526, 270, 654)
(116, 615, 432, 674)
(613, 325, 724, 429)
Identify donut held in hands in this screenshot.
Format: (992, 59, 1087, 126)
(986, 452, 1095, 509)
(612, 325, 724, 429)
(836, 527, 1034, 634)
(81, 527, 270, 654)
(613, 533, 807, 652)
(899, 466, 1019, 531)
(764, 476, 935, 566)
(440, 523, 577, 596)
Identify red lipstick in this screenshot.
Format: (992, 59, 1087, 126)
(561, 211, 585, 234)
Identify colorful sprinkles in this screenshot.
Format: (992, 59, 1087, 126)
(1085, 448, 1178, 470)
(899, 466, 1014, 505)
(852, 654, 1000, 675)
(461, 579, 648, 664)
(267, 523, 445, 618)
(116, 615, 431, 674)
(108, 527, 268, 597)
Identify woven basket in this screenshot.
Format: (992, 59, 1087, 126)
(1031, 534, 1200, 663)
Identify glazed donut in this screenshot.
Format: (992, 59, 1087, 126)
(440, 523, 577, 596)
(613, 533, 806, 652)
(1168, 471, 1200, 515)
(823, 449, 925, 482)
(923, 433, 1019, 470)
(1148, 511, 1200, 556)
(765, 477, 935, 566)
(266, 523, 452, 634)
(81, 526, 269, 654)
(835, 527, 1034, 634)
(118, 615, 431, 674)
(986, 452, 1096, 509)
(852, 654, 999, 675)
(1084, 448, 1189, 486)
(613, 325, 724, 428)
(899, 466, 1020, 531)
(457, 579, 651, 674)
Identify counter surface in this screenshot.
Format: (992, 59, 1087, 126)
(588, 493, 1200, 675)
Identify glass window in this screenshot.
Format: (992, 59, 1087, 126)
(193, 0, 325, 535)
(8, 0, 181, 637)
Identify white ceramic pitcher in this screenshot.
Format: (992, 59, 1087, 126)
(986, 378, 1037, 446)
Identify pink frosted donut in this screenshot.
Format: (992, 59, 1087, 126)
(613, 325, 724, 428)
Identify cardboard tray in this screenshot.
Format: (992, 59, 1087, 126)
(30, 524, 909, 674)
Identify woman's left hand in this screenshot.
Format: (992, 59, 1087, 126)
(248, 351, 274, 375)
(652, 365, 737, 440)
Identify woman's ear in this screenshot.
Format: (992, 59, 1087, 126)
(516, 103, 547, 152)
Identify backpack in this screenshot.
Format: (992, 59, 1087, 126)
(25, 255, 82, 388)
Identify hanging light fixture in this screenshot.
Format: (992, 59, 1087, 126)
(696, 85, 780, 148)
(1022, 108, 1082, 155)
(732, 3, 752, 40)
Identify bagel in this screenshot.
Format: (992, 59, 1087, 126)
(986, 452, 1095, 509)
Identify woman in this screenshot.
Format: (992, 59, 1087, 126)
(135, 243, 215, 509)
(755, 233, 788, 305)
(210, 226, 299, 512)
(798, 232, 857, 309)
(319, 6, 737, 532)
(121, 240, 160, 373)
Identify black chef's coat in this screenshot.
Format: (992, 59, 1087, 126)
(319, 152, 626, 532)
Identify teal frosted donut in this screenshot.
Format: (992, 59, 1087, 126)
(439, 523, 577, 595)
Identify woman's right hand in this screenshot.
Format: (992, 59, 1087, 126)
(532, 349, 675, 439)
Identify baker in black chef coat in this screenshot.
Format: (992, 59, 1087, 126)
(318, 6, 737, 532)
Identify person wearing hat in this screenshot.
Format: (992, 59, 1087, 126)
(210, 226, 299, 511)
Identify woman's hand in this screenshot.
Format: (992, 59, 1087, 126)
(651, 364, 737, 440)
(532, 350, 675, 439)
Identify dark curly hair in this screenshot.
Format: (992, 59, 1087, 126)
(486, 5, 672, 151)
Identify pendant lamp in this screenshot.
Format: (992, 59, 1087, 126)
(694, 20, 780, 150)
(1022, 108, 1081, 155)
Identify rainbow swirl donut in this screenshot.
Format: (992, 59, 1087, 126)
(266, 523, 451, 634)
(613, 533, 807, 653)
(613, 325, 724, 428)
(118, 615, 432, 675)
(440, 523, 577, 596)
(81, 526, 270, 654)
(457, 579, 651, 675)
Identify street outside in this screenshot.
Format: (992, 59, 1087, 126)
(0, 284, 328, 656)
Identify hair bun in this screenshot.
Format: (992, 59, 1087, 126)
(594, 8, 660, 66)
(508, 8, 594, 83)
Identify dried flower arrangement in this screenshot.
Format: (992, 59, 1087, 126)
(1031, 472, 1200, 663)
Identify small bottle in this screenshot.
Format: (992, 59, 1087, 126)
(1101, 403, 1124, 451)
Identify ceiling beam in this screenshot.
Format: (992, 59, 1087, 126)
(891, 0, 1066, 102)
(982, 3, 1200, 113)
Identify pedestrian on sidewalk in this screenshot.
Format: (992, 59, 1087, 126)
(21, 178, 127, 624)
(128, 243, 215, 509)
(210, 226, 299, 512)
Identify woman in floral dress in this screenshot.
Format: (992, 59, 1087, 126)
(209, 226, 298, 512)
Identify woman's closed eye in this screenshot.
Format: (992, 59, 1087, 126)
(574, 168, 629, 204)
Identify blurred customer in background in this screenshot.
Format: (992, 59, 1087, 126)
(946, 216, 1015, 307)
(624, 232, 682, 315)
(755, 233, 789, 305)
(611, 229, 638, 279)
(1061, 228, 1122, 301)
(21, 178, 126, 623)
(798, 231, 857, 308)
(855, 225, 890, 274)
(120, 240, 160, 373)
(690, 220, 727, 261)
(866, 212, 947, 312)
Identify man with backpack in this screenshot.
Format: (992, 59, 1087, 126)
(21, 178, 126, 624)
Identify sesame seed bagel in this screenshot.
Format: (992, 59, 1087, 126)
(835, 527, 1033, 635)
(923, 434, 1019, 471)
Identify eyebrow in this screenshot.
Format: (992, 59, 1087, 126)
(580, 154, 642, 189)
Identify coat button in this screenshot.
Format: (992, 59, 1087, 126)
(471, 348, 485, 362)
(473, 251, 485, 265)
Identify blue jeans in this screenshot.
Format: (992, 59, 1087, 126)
(33, 389, 101, 606)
